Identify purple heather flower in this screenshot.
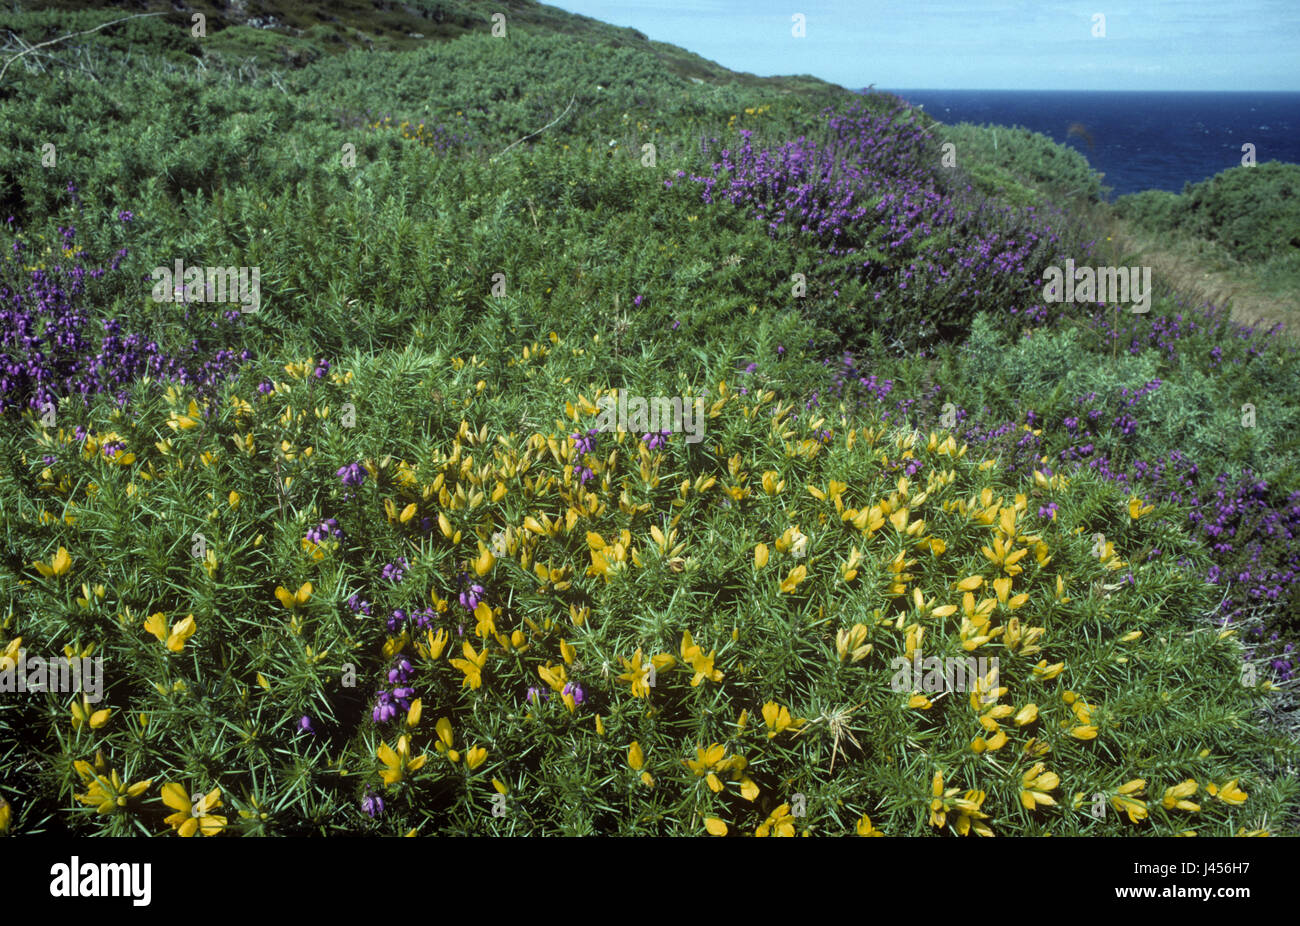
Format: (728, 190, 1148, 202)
(563, 682, 585, 705)
(641, 428, 671, 451)
(299, 715, 315, 735)
(362, 793, 384, 818)
(337, 462, 366, 487)
(458, 580, 485, 612)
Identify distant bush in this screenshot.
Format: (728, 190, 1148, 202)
(1115, 161, 1300, 263)
(937, 123, 1109, 205)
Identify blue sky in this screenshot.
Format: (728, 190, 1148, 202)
(548, 1, 1300, 91)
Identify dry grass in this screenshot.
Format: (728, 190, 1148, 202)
(1099, 213, 1299, 334)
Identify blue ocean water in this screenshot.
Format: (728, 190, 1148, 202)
(878, 90, 1300, 199)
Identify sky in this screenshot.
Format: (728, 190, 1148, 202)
(547, 1, 1300, 91)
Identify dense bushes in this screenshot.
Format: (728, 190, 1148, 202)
(0, 5, 1296, 837)
(1115, 161, 1300, 263)
(937, 122, 1110, 206)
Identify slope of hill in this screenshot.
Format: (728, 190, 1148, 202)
(0, 0, 1296, 839)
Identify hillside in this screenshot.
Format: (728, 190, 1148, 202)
(6, 0, 846, 92)
(0, 1, 1296, 840)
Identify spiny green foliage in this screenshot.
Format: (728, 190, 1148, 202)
(1, 346, 1292, 835)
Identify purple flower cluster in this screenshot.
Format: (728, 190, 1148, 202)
(337, 462, 366, 487)
(1, 224, 249, 412)
(825, 353, 894, 406)
(641, 428, 672, 451)
(347, 594, 373, 617)
(458, 575, 485, 612)
(572, 427, 598, 484)
(1089, 300, 1281, 363)
(681, 101, 1068, 338)
(381, 557, 409, 584)
(562, 682, 585, 705)
(306, 518, 342, 544)
(373, 658, 416, 723)
(386, 607, 434, 633)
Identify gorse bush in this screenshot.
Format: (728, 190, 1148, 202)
(1, 346, 1290, 835)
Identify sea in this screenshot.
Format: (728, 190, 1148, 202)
(877, 90, 1300, 199)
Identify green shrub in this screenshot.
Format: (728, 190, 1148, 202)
(1115, 161, 1300, 263)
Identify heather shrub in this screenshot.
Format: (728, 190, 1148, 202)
(679, 102, 1085, 349)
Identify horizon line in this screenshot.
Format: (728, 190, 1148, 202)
(873, 87, 1300, 94)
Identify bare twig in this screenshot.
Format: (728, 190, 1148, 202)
(0, 11, 165, 86)
(492, 93, 577, 161)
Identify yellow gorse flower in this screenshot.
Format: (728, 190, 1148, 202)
(378, 734, 427, 786)
(75, 768, 152, 816)
(836, 623, 872, 663)
(1128, 497, 1155, 519)
(70, 695, 111, 731)
(856, 814, 884, 836)
(755, 803, 796, 837)
(33, 546, 73, 578)
(761, 701, 805, 738)
(1162, 779, 1200, 812)
(166, 399, 201, 430)
(680, 630, 723, 686)
(779, 564, 808, 594)
(160, 783, 226, 836)
(1207, 779, 1248, 805)
(616, 648, 675, 698)
(143, 612, 197, 653)
(1019, 763, 1060, 810)
(274, 582, 313, 610)
(449, 640, 489, 689)
(1110, 779, 1150, 823)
